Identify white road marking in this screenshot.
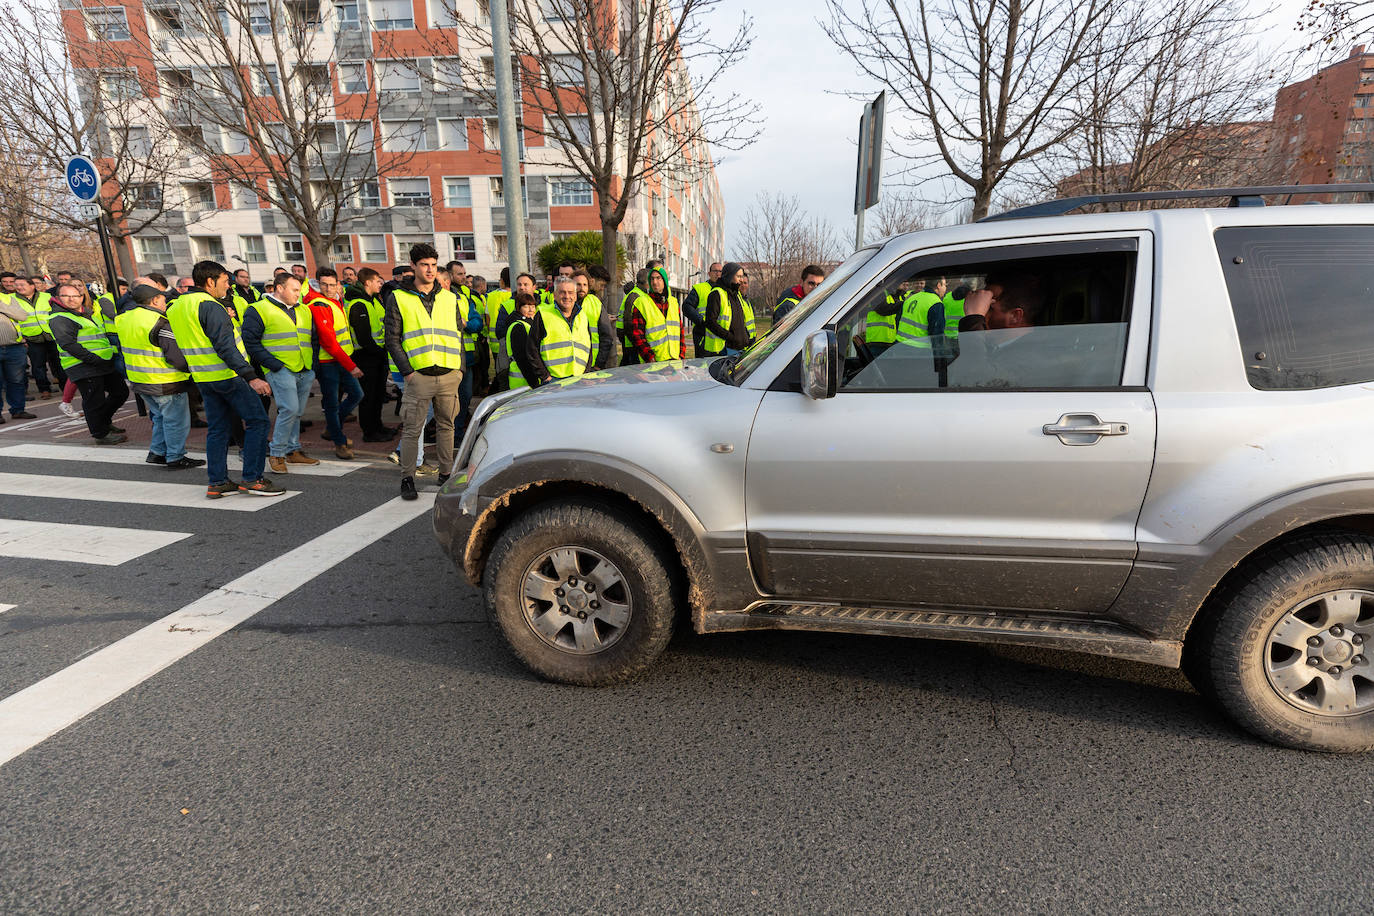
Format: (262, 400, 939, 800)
(0, 605, 14, 614)
(0, 519, 191, 565)
(0, 443, 360, 477)
(0, 493, 436, 767)
(0, 473, 298, 512)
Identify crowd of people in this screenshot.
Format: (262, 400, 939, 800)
(0, 249, 833, 501)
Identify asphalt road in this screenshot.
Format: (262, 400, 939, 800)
(0, 398, 1368, 914)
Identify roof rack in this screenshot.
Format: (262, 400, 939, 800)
(980, 184, 1374, 222)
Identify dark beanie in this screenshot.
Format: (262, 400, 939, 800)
(719, 262, 744, 289)
(130, 284, 164, 306)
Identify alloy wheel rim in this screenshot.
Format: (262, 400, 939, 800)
(520, 546, 632, 654)
(1264, 590, 1374, 717)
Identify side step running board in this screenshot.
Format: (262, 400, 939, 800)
(700, 603, 1181, 668)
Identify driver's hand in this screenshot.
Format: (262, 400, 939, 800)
(963, 288, 994, 317)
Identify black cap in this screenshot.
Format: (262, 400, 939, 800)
(130, 284, 165, 306)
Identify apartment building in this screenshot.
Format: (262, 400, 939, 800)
(62, 0, 725, 285)
(1273, 44, 1374, 190)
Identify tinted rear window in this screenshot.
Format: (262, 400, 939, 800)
(1216, 226, 1374, 390)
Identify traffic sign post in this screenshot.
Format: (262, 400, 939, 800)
(65, 155, 119, 293)
(854, 92, 885, 249)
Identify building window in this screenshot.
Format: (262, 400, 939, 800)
(431, 0, 460, 27)
(249, 2, 273, 34)
(394, 235, 433, 259)
(86, 7, 131, 41)
(451, 234, 476, 260)
(122, 126, 152, 157)
(369, 0, 414, 30)
(255, 65, 280, 97)
(311, 123, 340, 153)
(338, 61, 368, 93)
(331, 236, 354, 260)
(138, 236, 173, 262)
(287, 0, 323, 30)
(354, 181, 381, 208)
(337, 0, 361, 29)
(1355, 94, 1374, 109)
(377, 60, 421, 93)
(99, 70, 142, 100)
(488, 176, 527, 208)
(381, 119, 429, 151)
(128, 184, 163, 210)
(442, 177, 472, 207)
(550, 177, 593, 206)
(342, 120, 376, 152)
(433, 56, 462, 89)
(539, 0, 566, 22)
(437, 118, 468, 149)
(389, 178, 432, 207)
(192, 236, 226, 261)
(149, 3, 188, 35)
(281, 236, 306, 261)
(484, 118, 524, 156)
(549, 53, 583, 87)
(360, 234, 387, 261)
(183, 182, 216, 211)
(552, 114, 591, 151)
(240, 235, 267, 262)
(223, 128, 253, 156)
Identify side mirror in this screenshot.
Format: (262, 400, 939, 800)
(802, 329, 838, 400)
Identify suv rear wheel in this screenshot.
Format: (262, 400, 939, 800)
(1187, 534, 1374, 752)
(484, 501, 677, 685)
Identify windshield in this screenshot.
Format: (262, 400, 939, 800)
(728, 246, 881, 385)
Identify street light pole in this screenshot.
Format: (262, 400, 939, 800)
(489, 0, 528, 278)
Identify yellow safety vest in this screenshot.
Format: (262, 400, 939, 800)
(346, 294, 384, 347)
(248, 298, 314, 373)
(457, 286, 481, 358)
(897, 291, 943, 347)
(701, 288, 755, 354)
(865, 294, 898, 345)
(167, 291, 248, 382)
(52, 310, 114, 369)
(505, 317, 532, 389)
(393, 287, 463, 371)
(95, 293, 119, 347)
(537, 303, 591, 379)
(315, 298, 354, 361)
(631, 293, 681, 361)
(114, 306, 189, 385)
(579, 293, 602, 363)
(484, 289, 512, 353)
(15, 292, 52, 339)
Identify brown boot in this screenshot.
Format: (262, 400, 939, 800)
(268, 455, 288, 474)
(334, 443, 354, 460)
(286, 449, 320, 465)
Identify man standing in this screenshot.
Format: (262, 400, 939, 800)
(0, 289, 35, 421)
(48, 283, 128, 444)
(384, 243, 463, 501)
(305, 267, 362, 460)
(114, 284, 205, 470)
(701, 263, 755, 356)
(573, 268, 615, 370)
(447, 261, 485, 438)
(242, 273, 321, 474)
(773, 265, 826, 325)
(625, 266, 682, 363)
(12, 275, 64, 399)
(166, 260, 282, 498)
(345, 267, 395, 442)
(525, 276, 592, 384)
(340, 266, 357, 286)
(230, 269, 262, 316)
(682, 262, 721, 355)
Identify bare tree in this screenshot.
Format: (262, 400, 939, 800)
(737, 192, 842, 307)
(1298, 1, 1374, 49)
(1035, 0, 1283, 203)
(0, 0, 197, 278)
(822, 0, 1180, 221)
(435, 0, 759, 277)
(868, 193, 939, 239)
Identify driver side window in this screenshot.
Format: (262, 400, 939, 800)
(838, 242, 1138, 391)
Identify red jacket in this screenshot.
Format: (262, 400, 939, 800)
(305, 291, 357, 372)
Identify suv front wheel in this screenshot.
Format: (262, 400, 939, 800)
(484, 500, 677, 685)
(1187, 534, 1374, 752)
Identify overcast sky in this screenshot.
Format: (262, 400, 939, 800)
(702, 0, 1318, 255)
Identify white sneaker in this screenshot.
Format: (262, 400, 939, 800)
(60, 402, 82, 418)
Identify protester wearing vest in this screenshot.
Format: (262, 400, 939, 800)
(11, 276, 66, 398)
(864, 293, 900, 356)
(524, 276, 593, 387)
(624, 267, 681, 364)
(166, 260, 283, 499)
(682, 262, 722, 356)
(243, 273, 323, 475)
(48, 283, 129, 445)
(0, 286, 35, 422)
(492, 272, 540, 348)
(773, 264, 827, 327)
(345, 268, 396, 443)
(305, 268, 363, 460)
(895, 276, 953, 351)
(447, 262, 486, 439)
(701, 263, 754, 356)
(572, 268, 616, 370)
(114, 284, 204, 470)
(230, 269, 263, 318)
(383, 242, 464, 501)
(484, 268, 514, 379)
(501, 293, 540, 389)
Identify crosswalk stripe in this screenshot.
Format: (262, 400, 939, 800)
(0, 605, 14, 615)
(0, 443, 361, 477)
(0, 472, 298, 512)
(0, 519, 192, 565)
(0, 493, 436, 767)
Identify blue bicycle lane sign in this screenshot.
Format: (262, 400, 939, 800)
(66, 156, 100, 201)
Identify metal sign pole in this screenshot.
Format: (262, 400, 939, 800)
(855, 110, 871, 249)
(489, 0, 528, 278)
(94, 212, 119, 293)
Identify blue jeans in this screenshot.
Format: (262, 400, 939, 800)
(144, 391, 191, 461)
(265, 366, 315, 457)
(0, 344, 27, 415)
(316, 361, 362, 446)
(197, 376, 268, 485)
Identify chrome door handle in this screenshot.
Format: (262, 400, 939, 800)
(1042, 413, 1129, 445)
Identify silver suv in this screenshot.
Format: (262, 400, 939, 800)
(435, 188, 1374, 752)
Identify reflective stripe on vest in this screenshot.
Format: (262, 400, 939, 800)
(484, 290, 512, 349)
(505, 317, 532, 388)
(537, 303, 591, 378)
(897, 291, 943, 347)
(457, 288, 479, 356)
(347, 296, 384, 347)
(939, 294, 966, 338)
(95, 294, 119, 346)
(701, 289, 754, 354)
(249, 299, 314, 373)
(394, 287, 463, 371)
(314, 298, 353, 360)
(632, 294, 681, 361)
(114, 307, 189, 385)
(580, 294, 602, 360)
(53, 311, 115, 369)
(15, 292, 51, 338)
(167, 291, 247, 382)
